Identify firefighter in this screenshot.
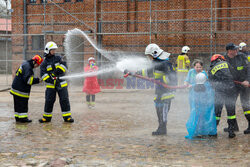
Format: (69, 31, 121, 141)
(239, 42, 250, 62)
(39, 41, 74, 123)
(176, 46, 191, 86)
(144, 43, 177, 135)
(208, 54, 237, 138)
(224, 43, 250, 134)
(10, 55, 43, 123)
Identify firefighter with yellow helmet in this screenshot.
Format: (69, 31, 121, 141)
(10, 55, 43, 123)
(176, 46, 191, 86)
(39, 41, 74, 123)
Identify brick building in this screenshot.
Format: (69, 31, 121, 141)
(11, 0, 249, 73)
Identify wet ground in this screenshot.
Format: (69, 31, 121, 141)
(0, 85, 249, 166)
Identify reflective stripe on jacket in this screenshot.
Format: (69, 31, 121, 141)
(176, 54, 190, 72)
(40, 54, 68, 89)
(10, 60, 40, 98)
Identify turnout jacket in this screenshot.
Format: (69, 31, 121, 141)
(10, 60, 40, 98)
(40, 54, 68, 89)
(208, 60, 235, 93)
(239, 50, 250, 62)
(176, 53, 190, 72)
(152, 59, 177, 100)
(225, 53, 250, 83)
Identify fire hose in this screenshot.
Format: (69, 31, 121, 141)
(234, 81, 250, 88)
(123, 70, 188, 89)
(124, 70, 250, 89)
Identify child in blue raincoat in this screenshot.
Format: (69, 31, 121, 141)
(184, 60, 217, 139)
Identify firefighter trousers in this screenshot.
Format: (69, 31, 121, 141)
(214, 91, 237, 124)
(154, 99, 171, 124)
(44, 86, 71, 119)
(13, 95, 29, 120)
(236, 87, 250, 121)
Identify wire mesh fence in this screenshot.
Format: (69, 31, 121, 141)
(0, 0, 249, 87)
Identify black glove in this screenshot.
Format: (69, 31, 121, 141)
(124, 69, 129, 74)
(124, 69, 134, 76)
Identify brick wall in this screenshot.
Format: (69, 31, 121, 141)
(11, 0, 249, 73)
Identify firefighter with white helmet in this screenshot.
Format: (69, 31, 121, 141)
(144, 43, 177, 135)
(44, 41, 58, 54)
(10, 55, 43, 123)
(176, 46, 191, 86)
(239, 42, 246, 51)
(39, 41, 74, 123)
(239, 42, 250, 62)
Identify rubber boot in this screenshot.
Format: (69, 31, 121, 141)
(39, 117, 51, 123)
(15, 117, 20, 122)
(243, 118, 250, 134)
(152, 107, 166, 135)
(152, 122, 166, 135)
(228, 119, 236, 138)
(224, 119, 239, 132)
(19, 118, 32, 123)
(64, 116, 74, 123)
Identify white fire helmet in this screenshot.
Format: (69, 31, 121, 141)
(145, 43, 170, 60)
(88, 57, 95, 63)
(195, 73, 207, 85)
(44, 41, 58, 54)
(182, 46, 190, 54)
(145, 43, 163, 58)
(239, 42, 247, 50)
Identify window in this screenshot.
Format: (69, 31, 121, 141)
(29, 0, 36, 3)
(76, 0, 83, 2)
(65, 0, 71, 2)
(41, 0, 47, 3)
(32, 36, 44, 50)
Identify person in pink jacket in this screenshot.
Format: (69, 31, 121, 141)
(83, 57, 101, 108)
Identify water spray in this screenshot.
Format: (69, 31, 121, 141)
(63, 28, 153, 80)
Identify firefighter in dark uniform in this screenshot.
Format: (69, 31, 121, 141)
(208, 54, 237, 138)
(39, 41, 74, 123)
(10, 55, 43, 123)
(144, 44, 177, 135)
(224, 43, 250, 134)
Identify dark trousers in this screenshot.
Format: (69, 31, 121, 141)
(44, 86, 70, 114)
(86, 95, 95, 102)
(13, 95, 29, 118)
(214, 91, 237, 122)
(154, 99, 171, 124)
(236, 87, 250, 121)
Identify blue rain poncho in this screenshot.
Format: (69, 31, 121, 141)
(185, 75, 217, 139)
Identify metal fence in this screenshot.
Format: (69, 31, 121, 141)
(0, 0, 249, 87)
